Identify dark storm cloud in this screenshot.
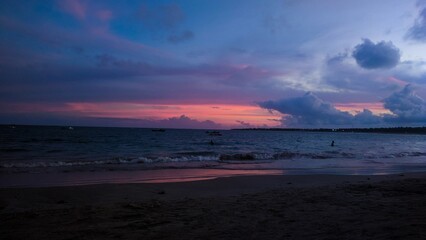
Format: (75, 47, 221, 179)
(322, 51, 409, 93)
(258, 92, 381, 127)
(259, 92, 346, 119)
(406, 7, 426, 41)
(383, 85, 426, 122)
(352, 39, 400, 69)
(322, 53, 426, 96)
(353, 109, 383, 125)
(259, 85, 426, 127)
(324, 53, 393, 92)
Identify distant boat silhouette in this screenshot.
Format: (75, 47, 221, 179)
(152, 129, 165, 132)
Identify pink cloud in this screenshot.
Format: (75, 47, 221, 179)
(60, 0, 87, 20)
(386, 76, 408, 87)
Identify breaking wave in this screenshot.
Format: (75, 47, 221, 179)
(2, 150, 426, 168)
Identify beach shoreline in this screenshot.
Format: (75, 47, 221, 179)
(1, 172, 426, 239)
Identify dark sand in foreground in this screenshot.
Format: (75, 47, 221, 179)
(1, 173, 426, 239)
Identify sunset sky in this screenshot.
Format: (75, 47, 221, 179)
(1, 0, 426, 129)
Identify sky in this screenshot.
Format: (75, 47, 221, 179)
(1, 0, 426, 129)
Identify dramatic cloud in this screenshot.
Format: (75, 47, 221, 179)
(406, 7, 426, 41)
(1, 1, 426, 128)
(258, 92, 381, 127)
(353, 109, 383, 125)
(383, 85, 426, 122)
(322, 54, 426, 95)
(323, 52, 402, 93)
(260, 85, 426, 127)
(352, 39, 400, 69)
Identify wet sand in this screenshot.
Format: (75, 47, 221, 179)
(1, 173, 426, 239)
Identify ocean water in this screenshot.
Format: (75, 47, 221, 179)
(1, 125, 426, 186)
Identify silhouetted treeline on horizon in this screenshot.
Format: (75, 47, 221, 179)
(232, 127, 426, 134)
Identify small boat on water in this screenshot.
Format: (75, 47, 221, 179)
(152, 129, 166, 132)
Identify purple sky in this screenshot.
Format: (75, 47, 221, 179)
(1, 0, 426, 129)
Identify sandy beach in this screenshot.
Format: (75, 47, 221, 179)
(1, 173, 426, 240)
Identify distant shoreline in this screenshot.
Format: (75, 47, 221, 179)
(2, 124, 426, 133)
(232, 126, 426, 134)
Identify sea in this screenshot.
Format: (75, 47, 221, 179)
(1, 125, 426, 187)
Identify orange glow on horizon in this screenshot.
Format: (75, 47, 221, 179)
(4, 101, 394, 128)
(334, 102, 391, 115)
(66, 102, 282, 128)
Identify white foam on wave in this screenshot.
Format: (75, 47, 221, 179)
(254, 153, 275, 160)
(137, 155, 219, 163)
(2, 151, 426, 168)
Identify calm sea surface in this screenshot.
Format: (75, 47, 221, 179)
(1, 125, 426, 186)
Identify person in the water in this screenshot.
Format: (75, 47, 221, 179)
(331, 140, 335, 147)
